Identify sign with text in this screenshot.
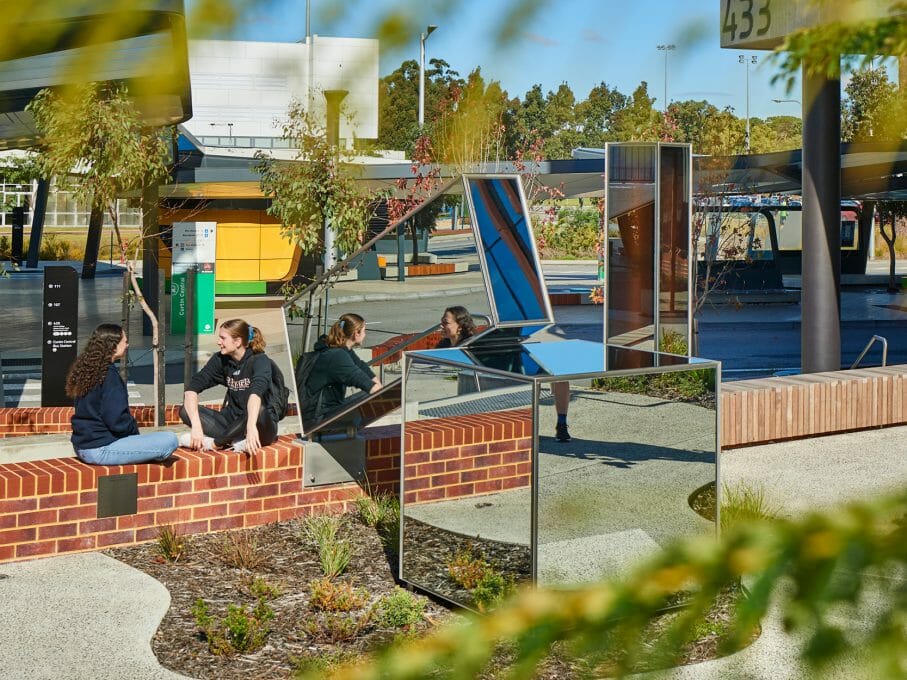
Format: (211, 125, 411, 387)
(171, 221, 216, 335)
(42, 266, 78, 406)
(720, 0, 900, 50)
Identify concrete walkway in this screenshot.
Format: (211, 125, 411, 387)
(2, 425, 907, 678)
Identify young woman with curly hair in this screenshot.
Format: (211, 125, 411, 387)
(67, 324, 178, 465)
(180, 318, 279, 454)
(436, 305, 476, 348)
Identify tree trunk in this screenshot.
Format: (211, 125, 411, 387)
(880, 211, 898, 293)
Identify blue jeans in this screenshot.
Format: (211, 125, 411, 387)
(77, 432, 178, 466)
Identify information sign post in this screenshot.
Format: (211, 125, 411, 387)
(171, 222, 216, 336)
(42, 266, 79, 406)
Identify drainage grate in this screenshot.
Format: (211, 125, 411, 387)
(420, 389, 549, 418)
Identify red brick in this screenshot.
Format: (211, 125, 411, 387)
(414, 488, 445, 503)
(192, 476, 229, 491)
(58, 505, 95, 522)
(38, 523, 78, 540)
(400, 450, 429, 465)
(430, 447, 460, 462)
(229, 472, 260, 487)
(475, 454, 502, 468)
(445, 457, 474, 472)
(172, 520, 209, 536)
(229, 499, 262, 515)
(245, 510, 281, 526)
(79, 491, 98, 505)
(278, 480, 302, 495)
(0, 514, 15, 530)
(192, 504, 229, 520)
(461, 469, 489, 483)
(474, 479, 503, 494)
(415, 462, 445, 476)
(502, 450, 530, 464)
(173, 492, 211, 508)
(136, 527, 162, 542)
(16, 540, 56, 558)
(154, 509, 193, 525)
(262, 495, 295, 511)
(211, 488, 245, 504)
(445, 483, 475, 498)
(459, 443, 489, 457)
(488, 464, 518, 479)
(501, 475, 530, 490)
(17, 509, 58, 527)
(328, 486, 361, 502)
(374, 468, 399, 483)
(278, 507, 306, 522)
(157, 480, 193, 496)
(404, 476, 430, 491)
(515, 462, 532, 476)
(245, 483, 281, 499)
(38, 493, 80, 510)
(116, 513, 156, 530)
(0, 498, 37, 514)
(138, 496, 174, 512)
(488, 439, 517, 453)
(0, 545, 14, 561)
(262, 468, 299, 484)
(299, 489, 331, 505)
(57, 536, 97, 553)
(0, 525, 38, 546)
(430, 473, 460, 488)
(96, 530, 136, 548)
(210, 515, 244, 531)
(79, 518, 117, 533)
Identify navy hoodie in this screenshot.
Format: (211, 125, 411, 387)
(303, 336, 375, 421)
(187, 348, 271, 420)
(70, 364, 140, 451)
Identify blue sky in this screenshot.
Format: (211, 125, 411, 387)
(202, 0, 895, 122)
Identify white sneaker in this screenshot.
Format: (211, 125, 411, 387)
(178, 433, 215, 450)
(230, 439, 248, 453)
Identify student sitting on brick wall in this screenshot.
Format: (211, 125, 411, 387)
(68, 324, 178, 465)
(180, 318, 279, 455)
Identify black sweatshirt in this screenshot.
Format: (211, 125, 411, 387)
(188, 348, 271, 420)
(70, 364, 140, 451)
(303, 337, 375, 420)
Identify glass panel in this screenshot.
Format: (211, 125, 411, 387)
(536, 368, 717, 587)
(284, 186, 493, 439)
(465, 177, 552, 326)
(606, 145, 656, 350)
(659, 146, 690, 353)
(401, 356, 533, 611)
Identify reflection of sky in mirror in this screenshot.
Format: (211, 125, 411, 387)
(412, 341, 715, 379)
(468, 178, 550, 325)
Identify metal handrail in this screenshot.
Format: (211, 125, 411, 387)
(370, 313, 492, 382)
(850, 334, 888, 369)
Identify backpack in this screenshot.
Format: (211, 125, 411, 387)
(267, 358, 291, 422)
(294, 350, 324, 421)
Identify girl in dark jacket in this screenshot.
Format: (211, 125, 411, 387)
(301, 313, 382, 428)
(180, 318, 278, 454)
(68, 324, 178, 465)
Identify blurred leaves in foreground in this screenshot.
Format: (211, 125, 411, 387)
(302, 488, 907, 679)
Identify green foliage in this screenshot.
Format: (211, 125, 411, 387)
(309, 577, 369, 612)
(154, 524, 185, 563)
(241, 575, 282, 600)
(721, 482, 779, 533)
(26, 83, 170, 223)
(256, 101, 376, 257)
(447, 544, 492, 590)
(192, 597, 274, 656)
(374, 587, 426, 628)
(309, 487, 907, 679)
(472, 570, 516, 614)
(532, 207, 601, 259)
(303, 611, 372, 644)
(842, 67, 905, 142)
(299, 515, 353, 578)
(292, 649, 361, 678)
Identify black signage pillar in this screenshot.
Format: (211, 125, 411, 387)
(26, 178, 50, 269)
(81, 203, 104, 280)
(9, 206, 24, 265)
(42, 266, 79, 406)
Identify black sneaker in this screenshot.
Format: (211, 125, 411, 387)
(555, 423, 571, 442)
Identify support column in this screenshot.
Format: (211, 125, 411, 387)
(801, 64, 841, 373)
(25, 178, 50, 269)
(81, 201, 104, 279)
(141, 182, 160, 336)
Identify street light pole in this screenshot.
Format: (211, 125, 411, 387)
(657, 44, 675, 112)
(739, 54, 757, 154)
(418, 24, 438, 129)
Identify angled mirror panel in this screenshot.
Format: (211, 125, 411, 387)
(605, 144, 656, 350)
(283, 184, 492, 438)
(401, 355, 533, 611)
(465, 176, 553, 326)
(658, 145, 692, 354)
(536, 368, 718, 587)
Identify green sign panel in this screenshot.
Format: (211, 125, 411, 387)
(171, 221, 217, 335)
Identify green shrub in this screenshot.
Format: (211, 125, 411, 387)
(721, 481, 779, 532)
(532, 207, 602, 259)
(375, 587, 426, 628)
(472, 570, 516, 613)
(242, 575, 282, 600)
(292, 649, 360, 677)
(299, 515, 352, 578)
(299, 514, 341, 546)
(192, 597, 274, 655)
(303, 611, 371, 644)
(216, 529, 266, 571)
(447, 544, 491, 590)
(319, 539, 353, 579)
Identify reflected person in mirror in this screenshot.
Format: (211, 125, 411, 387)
(67, 323, 179, 465)
(436, 305, 476, 348)
(180, 319, 279, 454)
(301, 313, 382, 428)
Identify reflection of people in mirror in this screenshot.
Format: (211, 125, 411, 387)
(180, 319, 279, 454)
(68, 324, 178, 465)
(300, 313, 382, 428)
(436, 305, 476, 348)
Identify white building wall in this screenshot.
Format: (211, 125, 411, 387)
(183, 37, 379, 143)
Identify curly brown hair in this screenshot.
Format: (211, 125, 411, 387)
(65, 324, 123, 398)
